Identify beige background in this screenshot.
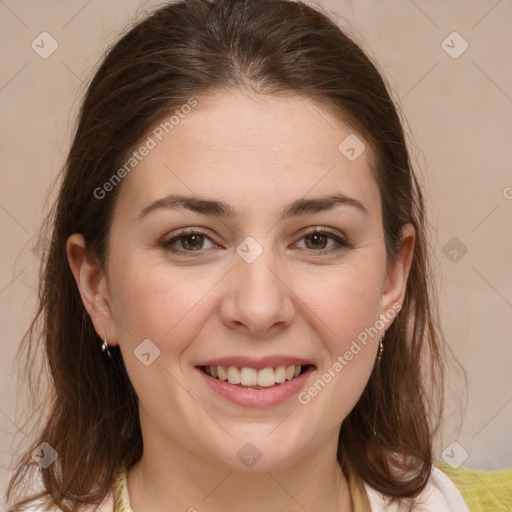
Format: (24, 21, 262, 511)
(1, 0, 511, 494)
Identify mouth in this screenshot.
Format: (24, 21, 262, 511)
(194, 356, 317, 407)
(198, 364, 313, 390)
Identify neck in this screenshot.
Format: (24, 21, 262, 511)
(127, 434, 353, 512)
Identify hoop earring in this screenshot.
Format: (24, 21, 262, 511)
(101, 333, 112, 358)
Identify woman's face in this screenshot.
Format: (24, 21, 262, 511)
(69, 88, 414, 471)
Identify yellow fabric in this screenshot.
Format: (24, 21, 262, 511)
(349, 469, 373, 512)
(113, 469, 132, 512)
(434, 460, 512, 512)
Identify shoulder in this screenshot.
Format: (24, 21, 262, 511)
(362, 464, 470, 512)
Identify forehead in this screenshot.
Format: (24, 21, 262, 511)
(114, 89, 380, 222)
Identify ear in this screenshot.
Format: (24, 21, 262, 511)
(66, 233, 119, 347)
(378, 223, 416, 330)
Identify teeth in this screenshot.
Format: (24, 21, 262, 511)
(217, 366, 228, 381)
(240, 367, 257, 386)
(206, 364, 304, 387)
(275, 365, 286, 383)
(227, 366, 241, 384)
(257, 367, 275, 387)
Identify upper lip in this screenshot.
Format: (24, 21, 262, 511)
(196, 355, 316, 370)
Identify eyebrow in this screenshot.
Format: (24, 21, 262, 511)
(137, 193, 368, 221)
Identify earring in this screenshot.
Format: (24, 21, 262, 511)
(377, 332, 385, 362)
(101, 333, 112, 358)
(373, 332, 386, 437)
(377, 331, 386, 363)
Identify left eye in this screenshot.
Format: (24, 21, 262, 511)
(295, 230, 347, 251)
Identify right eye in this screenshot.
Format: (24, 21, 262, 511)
(160, 228, 219, 255)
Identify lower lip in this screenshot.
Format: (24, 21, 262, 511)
(196, 366, 315, 407)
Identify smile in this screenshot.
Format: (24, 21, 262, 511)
(195, 357, 316, 407)
(201, 364, 310, 389)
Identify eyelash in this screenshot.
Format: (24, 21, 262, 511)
(160, 227, 352, 256)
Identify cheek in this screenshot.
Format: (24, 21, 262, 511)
(293, 262, 382, 413)
(298, 289, 379, 426)
(108, 251, 220, 350)
(297, 261, 383, 349)
(108, 259, 216, 415)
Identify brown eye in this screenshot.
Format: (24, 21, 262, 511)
(304, 233, 329, 250)
(296, 228, 351, 253)
(180, 233, 205, 251)
(161, 228, 216, 255)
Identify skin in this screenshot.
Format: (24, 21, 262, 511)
(67, 88, 415, 512)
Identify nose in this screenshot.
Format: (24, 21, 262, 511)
(219, 245, 296, 337)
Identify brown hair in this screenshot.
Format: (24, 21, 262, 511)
(7, 0, 455, 510)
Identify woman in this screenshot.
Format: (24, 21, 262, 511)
(5, 0, 469, 510)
